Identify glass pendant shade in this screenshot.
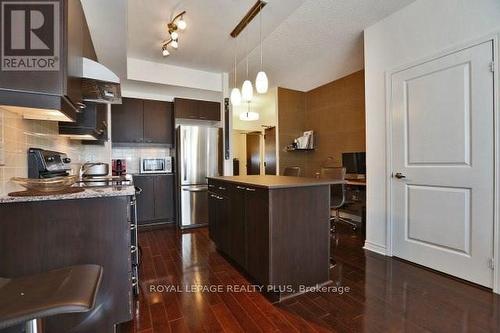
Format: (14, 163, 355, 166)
(255, 71, 268, 94)
(177, 19, 187, 30)
(241, 80, 254, 102)
(239, 111, 259, 121)
(230, 88, 241, 106)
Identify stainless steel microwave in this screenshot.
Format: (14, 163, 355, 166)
(140, 157, 172, 174)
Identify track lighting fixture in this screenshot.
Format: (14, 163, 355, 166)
(162, 46, 170, 57)
(161, 11, 187, 57)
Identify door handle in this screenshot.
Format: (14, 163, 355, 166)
(183, 186, 208, 192)
(394, 172, 406, 179)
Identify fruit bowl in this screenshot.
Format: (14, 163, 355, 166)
(11, 175, 79, 193)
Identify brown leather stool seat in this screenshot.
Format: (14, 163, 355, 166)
(0, 265, 102, 331)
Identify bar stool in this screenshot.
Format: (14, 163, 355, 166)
(0, 265, 102, 333)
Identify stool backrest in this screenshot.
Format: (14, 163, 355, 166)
(320, 167, 346, 208)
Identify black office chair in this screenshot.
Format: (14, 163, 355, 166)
(320, 167, 357, 232)
(283, 166, 301, 177)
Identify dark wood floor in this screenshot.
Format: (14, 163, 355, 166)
(120, 224, 500, 333)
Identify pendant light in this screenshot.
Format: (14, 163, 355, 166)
(255, 1, 268, 94)
(230, 41, 241, 106)
(240, 101, 259, 121)
(241, 28, 253, 102)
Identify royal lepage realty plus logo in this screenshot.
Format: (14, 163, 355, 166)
(1, 0, 60, 71)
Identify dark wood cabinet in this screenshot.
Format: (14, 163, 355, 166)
(112, 98, 173, 145)
(208, 191, 231, 255)
(174, 98, 221, 121)
(209, 182, 264, 273)
(134, 174, 175, 226)
(153, 174, 175, 221)
(143, 100, 174, 144)
(245, 188, 269, 284)
(0, 196, 133, 333)
(208, 177, 330, 302)
(0, 0, 93, 120)
(134, 175, 155, 222)
(112, 97, 144, 143)
(174, 98, 199, 119)
(58, 102, 108, 141)
(230, 185, 247, 268)
(202, 101, 222, 121)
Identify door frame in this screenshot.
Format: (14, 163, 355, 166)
(384, 33, 500, 293)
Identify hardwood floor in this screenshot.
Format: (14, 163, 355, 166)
(119, 224, 500, 333)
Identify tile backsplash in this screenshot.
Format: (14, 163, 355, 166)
(112, 147, 173, 174)
(0, 108, 111, 195)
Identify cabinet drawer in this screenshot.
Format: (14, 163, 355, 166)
(208, 180, 228, 195)
(230, 183, 268, 200)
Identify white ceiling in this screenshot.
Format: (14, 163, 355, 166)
(238, 0, 416, 91)
(83, 0, 416, 93)
(128, 0, 306, 73)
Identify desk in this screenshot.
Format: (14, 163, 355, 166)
(346, 179, 366, 186)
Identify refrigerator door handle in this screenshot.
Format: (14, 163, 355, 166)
(183, 130, 188, 182)
(182, 186, 208, 193)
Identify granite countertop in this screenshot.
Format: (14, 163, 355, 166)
(207, 175, 345, 189)
(0, 185, 136, 204)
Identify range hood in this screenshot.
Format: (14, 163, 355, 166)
(81, 57, 122, 104)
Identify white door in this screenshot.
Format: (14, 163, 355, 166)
(391, 40, 495, 287)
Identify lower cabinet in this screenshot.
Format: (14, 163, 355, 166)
(208, 178, 331, 302)
(208, 181, 269, 284)
(134, 174, 175, 226)
(208, 192, 230, 254)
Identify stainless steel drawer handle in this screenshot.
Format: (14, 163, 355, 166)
(236, 186, 246, 190)
(245, 188, 256, 192)
(218, 186, 226, 190)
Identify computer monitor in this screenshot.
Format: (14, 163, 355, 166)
(342, 152, 366, 177)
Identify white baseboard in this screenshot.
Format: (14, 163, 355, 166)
(363, 241, 387, 256)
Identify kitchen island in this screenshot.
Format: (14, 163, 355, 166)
(207, 175, 343, 302)
(0, 186, 136, 333)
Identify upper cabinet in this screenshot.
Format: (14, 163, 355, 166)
(112, 97, 174, 145)
(0, 0, 90, 121)
(174, 98, 221, 121)
(143, 100, 174, 144)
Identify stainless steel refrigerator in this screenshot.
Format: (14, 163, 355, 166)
(176, 125, 220, 229)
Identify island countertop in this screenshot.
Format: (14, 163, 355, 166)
(0, 185, 136, 204)
(207, 175, 344, 189)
